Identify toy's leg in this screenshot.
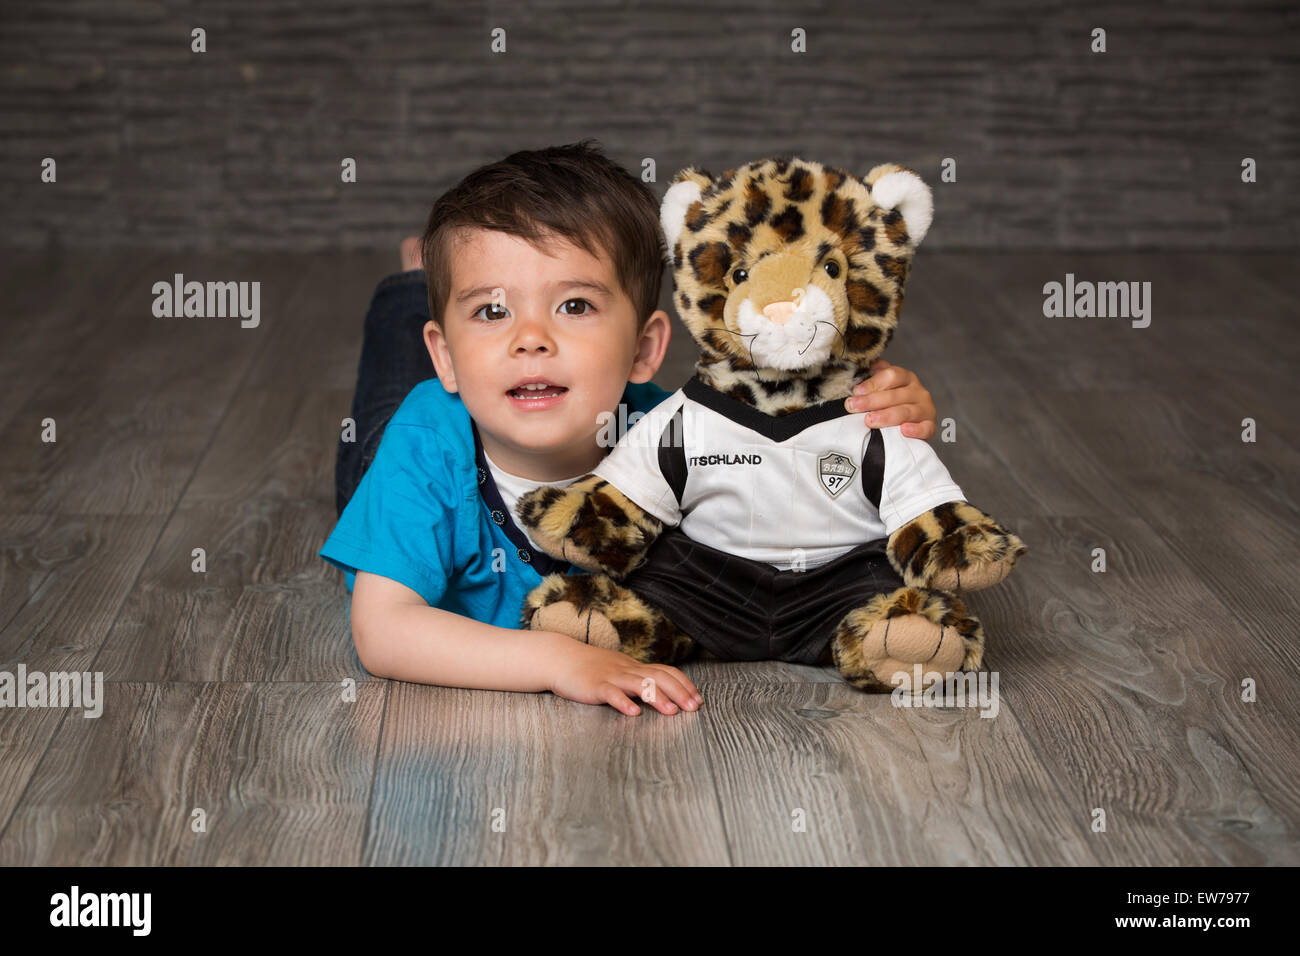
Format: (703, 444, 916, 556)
(890, 501, 1026, 592)
(522, 573, 696, 665)
(830, 586, 984, 693)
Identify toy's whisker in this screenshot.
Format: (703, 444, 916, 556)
(704, 324, 759, 341)
(796, 324, 820, 357)
(812, 320, 848, 358)
(704, 323, 767, 383)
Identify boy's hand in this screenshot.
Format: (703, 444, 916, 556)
(844, 358, 937, 440)
(547, 638, 703, 716)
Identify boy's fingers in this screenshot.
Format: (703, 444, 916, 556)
(854, 365, 905, 394)
(849, 385, 922, 414)
(850, 388, 894, 412)
(642, 667, 702, 711)
(602, 683, 640, 716)
(622, 671, 684, 715)
(864, 403, 927, 429)
(646, 663, 701, 699)
(901, 421, 936, 440)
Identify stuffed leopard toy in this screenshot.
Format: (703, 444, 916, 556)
(516, 157, 1025, 692)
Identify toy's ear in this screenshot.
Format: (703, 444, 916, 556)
(660, 168, 713, 261)
(865, 164, 934, 246)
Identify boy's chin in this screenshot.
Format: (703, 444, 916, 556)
(486, 393, 609, 449)
(495, 417, 587, 450)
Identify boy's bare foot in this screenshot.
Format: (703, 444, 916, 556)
(400, 236, 423, 272)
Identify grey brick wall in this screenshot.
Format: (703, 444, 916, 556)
(1, 0, 1296, 251)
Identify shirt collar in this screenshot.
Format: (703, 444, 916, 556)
(471, 420, 571, 578)
(682, 372, 850, 442)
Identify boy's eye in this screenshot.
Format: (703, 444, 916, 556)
(473, 304, 509, 321)
(559, 298, 594, 315)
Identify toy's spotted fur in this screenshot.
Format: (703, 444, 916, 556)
(521, 572, 695, 664)
(830, 586, 985, 692)
(515, 475, 664, 578)
(888, 500, 1026, 592)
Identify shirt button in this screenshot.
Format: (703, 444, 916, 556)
(477, 467, 487, 484)
(517, 548, 531, 563)
(491, 509, 505, 524)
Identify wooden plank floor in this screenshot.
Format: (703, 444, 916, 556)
(0, 250, 1295, 865)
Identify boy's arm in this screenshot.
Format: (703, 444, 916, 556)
(349, 571, 703, 714)
(351, 570, 568, 692)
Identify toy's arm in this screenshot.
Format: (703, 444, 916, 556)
(517, 394, 686, 578)
(875, 426, 1026, 591)
(516, 476, 666, 578)
(886, 500, 1025, 591)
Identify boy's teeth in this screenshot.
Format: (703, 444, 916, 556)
(508, 382, 567, 399)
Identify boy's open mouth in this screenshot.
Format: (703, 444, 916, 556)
(506, 379, 569, 404)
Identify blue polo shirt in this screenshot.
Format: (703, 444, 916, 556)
(319, 377, 673, 629)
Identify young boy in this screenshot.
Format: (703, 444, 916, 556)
(320, 142, 939, 717)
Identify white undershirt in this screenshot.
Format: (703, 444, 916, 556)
(482, 449, 587, 555)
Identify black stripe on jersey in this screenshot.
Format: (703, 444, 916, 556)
(656, 406, 688, 506)
(683, 374, 849, 442)
(861, 428, 884, 509)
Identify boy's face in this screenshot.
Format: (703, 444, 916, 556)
(425, 227, 671, 480)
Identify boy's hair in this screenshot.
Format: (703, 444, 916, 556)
(420, 140, 665, 332)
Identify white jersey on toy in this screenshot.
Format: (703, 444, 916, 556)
(591, 375, 966, 571)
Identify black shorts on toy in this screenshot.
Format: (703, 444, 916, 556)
(620, 528, 906, 666)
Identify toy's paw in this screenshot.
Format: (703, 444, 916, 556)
(523, 573, 621, 650)
(889, 501, 1026, 592)
(521, 572, 695, 664)
(831, 586, 984, 694)
(515, 484, 585, 563)
(533, 601, 622, 651)
(928, 523, 1027, 592)
(516, 476, 662, 577)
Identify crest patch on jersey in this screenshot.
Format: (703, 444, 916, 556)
(817, 451, 857, 498)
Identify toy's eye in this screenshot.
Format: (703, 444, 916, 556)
(731, 267, 749, 285)
(823, 260, 841, 279)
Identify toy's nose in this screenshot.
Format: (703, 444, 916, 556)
(762, 301, 796, 325)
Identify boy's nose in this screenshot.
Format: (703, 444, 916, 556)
(511, 314, 555, 350)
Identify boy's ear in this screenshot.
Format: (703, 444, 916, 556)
(628, 308, 672, 384)
(424, 320, 457, 392)
(660, 168, 713, 262)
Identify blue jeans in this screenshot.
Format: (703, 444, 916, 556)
(335, 269, 438, 517)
